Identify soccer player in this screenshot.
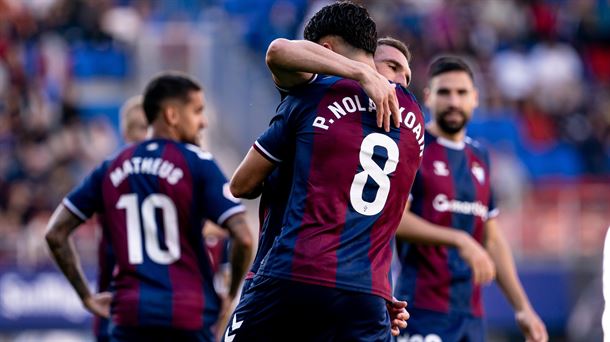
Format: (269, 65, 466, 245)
(45, 72, 253, 342)
(119, 95, 149, 143)
(394, 56, 548, 342)
(225, 3, 424, 341)
(94, 95, 147, 342)
(239, 35, 414, 337)
(375, 37, 412, 88)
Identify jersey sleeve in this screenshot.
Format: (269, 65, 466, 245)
(487, 189, 499, 220)
(408, 171, 424, 208)
(255, 74, 327, 163)
(63, 162, 107, 221)
(483, 148, 499, 220)
(253, 113, 291, 164)
(199, 159, 246, 226)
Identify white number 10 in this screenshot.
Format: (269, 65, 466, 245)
(116, 193, 181, 265)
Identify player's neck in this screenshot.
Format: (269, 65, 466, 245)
(347, 52, 375, 69)
(150, 124, 180, 142)
(427, 123, 465, 143)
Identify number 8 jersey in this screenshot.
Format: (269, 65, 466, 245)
(254, 75, 424, 301)
(63, 139, 245, 330)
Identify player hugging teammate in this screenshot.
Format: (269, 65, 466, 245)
(46, 2, 547, 342)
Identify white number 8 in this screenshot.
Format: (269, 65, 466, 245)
(117, 193, 181, 265)
(349, 133, 399, 216)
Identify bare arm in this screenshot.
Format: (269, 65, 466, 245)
(396, 203, 495, 285)
(267, 38, 372, 88)
(266, 38, 400, 131)
(222, 212, 254, 299)
(230, 147, 276, 199)
(45, 205, 111, 318)
(485, 218, 548, 342)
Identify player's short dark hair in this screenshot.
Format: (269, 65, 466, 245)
(142, 72, 202, 124)
(377, 37, 411, 62)
(304, 1, 377, 55)
(428, 56, 474, 81)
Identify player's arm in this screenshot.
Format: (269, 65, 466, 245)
(396, 202, 496, 285)
(216, 212, 253, 340)
(266, 38, 400, 131)
(484, 218, 548, 342)
(230, 147, 276, 199)
(45, 205, 111, 318)
(221, 212, 254, 299)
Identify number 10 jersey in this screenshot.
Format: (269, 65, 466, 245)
(254, 75, 424, 301)
(63, 139, 245, 330)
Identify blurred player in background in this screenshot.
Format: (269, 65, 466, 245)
(119, 95, 149, 144)
(226, 2, 423, 341)
(45, 72, 253, 342)
(94, 95, 147, 342)
(240, 35, 414, 337)
(394, 56, 547, 342)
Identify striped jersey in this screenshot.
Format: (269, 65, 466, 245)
(254, 74, 425, 301)
(64, 139, 245, 330)
(395, 130, 498, 317)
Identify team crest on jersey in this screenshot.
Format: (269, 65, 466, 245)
(471, 163, 485, 184)
(433, 161, 450, 176)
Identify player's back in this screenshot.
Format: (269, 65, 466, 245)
(255, 76, 425, 300)
(83, 139, 241, 330)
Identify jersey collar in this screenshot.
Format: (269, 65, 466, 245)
(436, 136, 465, 150)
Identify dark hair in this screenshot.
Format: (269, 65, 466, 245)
(142, 72, 202, 124)
(304, 1, 377, 55)
(428, 56, 474, 81)
(377, 37, 411, 62)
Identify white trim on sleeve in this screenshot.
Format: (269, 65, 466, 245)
(217, 205, 246, 226)
(486, 208, 500, 220)
(254, 141, 282, 163)
(62, 198, 88, 221)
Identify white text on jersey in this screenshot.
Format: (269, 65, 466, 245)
(110, 157, 184, 187)
(432, 193, 488, 219)
(312, 94, 425, 156)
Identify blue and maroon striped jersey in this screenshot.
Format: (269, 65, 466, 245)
(247, 162, 293, 282)
(63, 139, 245, 330)
(253, 74, 425, 301)
(395, 130, 498, 317)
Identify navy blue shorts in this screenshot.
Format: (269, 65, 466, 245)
(110, 325, 213, 342)
(396, 308, 484, 342)
(223, 275, 392, 342)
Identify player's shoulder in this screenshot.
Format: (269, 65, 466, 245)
(182, 143, 215, 161)
(278, 74, 340, 92)
(280, 74, 344, 97)
(464, 136, 491, 159)
(104, 143, 139, 166)
(395, 84, 423, 111)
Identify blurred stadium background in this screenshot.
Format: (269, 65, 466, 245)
(0, 0, 608, 341)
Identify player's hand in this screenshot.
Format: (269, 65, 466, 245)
(216, 294, 236, 342)
(386, 298, 409, 336)
(515, 308, 548, 342)
(456, 232, 496, 285)
(358, 65, 401, 132)
(83, 292, 112, 318)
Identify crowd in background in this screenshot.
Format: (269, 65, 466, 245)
(0, 1, 607, 340)
(0, 0, 609, 264)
